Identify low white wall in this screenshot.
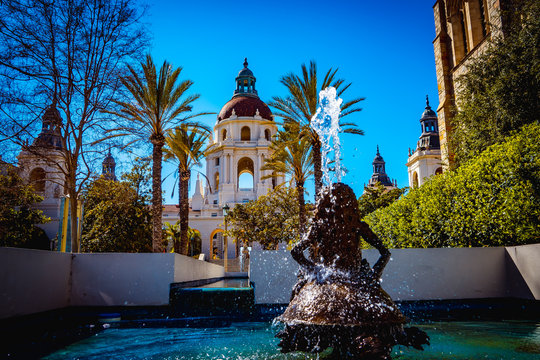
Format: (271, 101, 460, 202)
(1, 250, 227, 318)
(71, 253, 227, 306)
(71, 253, 176, 306)
(173, 253, 225, 283)
(364, 247, 507, 301)
(249, 249, 299, 304)
(0, 248, 72, 319)
(249, 246, 532, 304)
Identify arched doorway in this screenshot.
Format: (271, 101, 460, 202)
(29, 167, 46, 192)
(435, 167, 443, 175)
(237, 157, 254, 190)
(210, 229, 224, 259)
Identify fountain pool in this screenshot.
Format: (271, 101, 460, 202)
(42, 320, 540, 360)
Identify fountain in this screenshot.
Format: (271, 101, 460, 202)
(275, 88, 430, 359)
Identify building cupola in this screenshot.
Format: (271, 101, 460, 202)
(102, 149, 117, 181)
(368, 145, 395, 188)
(31, 103, 63, 150)
(417, 95, 440, 151)
(234, 58, 257, 98)
(217, 59, 272, 122)
(406, 95, 443, 188)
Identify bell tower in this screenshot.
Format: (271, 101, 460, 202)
(102, 149, 117, 181)
(367, 146, 397, 190)
(204, 59, 282, 208)
(17, 103, 67, 239)
(406, 96, 443, 188)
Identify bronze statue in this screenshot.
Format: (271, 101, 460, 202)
(276, 183, 429, 359)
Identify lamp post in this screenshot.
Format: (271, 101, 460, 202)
(222, 204, 230, 272)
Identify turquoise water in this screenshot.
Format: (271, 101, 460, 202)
(44, 321, 540, 360)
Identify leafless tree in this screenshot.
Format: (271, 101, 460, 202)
(0, 0, 149, 252)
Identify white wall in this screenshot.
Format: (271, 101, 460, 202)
(0, 248, 71, 319)
(71, 253, 226, 306)
(0, 250, 226, 318)
(249, 249, 299, 304)
(70, 253, 175, 306)
(173, 253, 225, 283)
(363, 247, 507, 300)
(249, 246, 535, 304)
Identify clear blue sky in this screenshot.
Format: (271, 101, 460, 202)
(140, 0, 439, 204)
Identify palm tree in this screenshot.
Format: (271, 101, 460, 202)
(164, 122, 216, 255)
(269, 61, 365, 198)
(261, 124, 313, 234)
(105, 55, 207, 252)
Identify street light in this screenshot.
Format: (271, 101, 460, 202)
(222, 204, 230, 272)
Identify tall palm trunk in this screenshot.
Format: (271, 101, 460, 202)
(312, 139, 323, 199)
(179, 169, 191, 255)
(151, 140, 164, 252)
(296, 181, 307, 235)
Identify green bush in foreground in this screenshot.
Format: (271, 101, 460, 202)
(365, 123, 540, 248)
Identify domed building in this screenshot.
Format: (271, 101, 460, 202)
(17, 103, 67, 240)
(406, 96, 442, 188)
(162, 59, 283, 265)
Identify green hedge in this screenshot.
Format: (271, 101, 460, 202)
(365, 123, 540, 248)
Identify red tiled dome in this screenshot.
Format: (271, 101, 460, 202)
(217, 96, 273, 121)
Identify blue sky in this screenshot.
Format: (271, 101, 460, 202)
(141, 0, 439, 204)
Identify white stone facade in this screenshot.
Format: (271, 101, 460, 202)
(406, 150, 442, 188)
(162, 60, 283, 260)
(17, 147, 66, 239)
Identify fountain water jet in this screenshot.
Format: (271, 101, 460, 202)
(275, 88, 429, 359)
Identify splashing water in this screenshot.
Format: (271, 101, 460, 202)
(310, 86, 344, 186)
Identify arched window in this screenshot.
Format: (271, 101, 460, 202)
(222, 129, 227, 141)
(237, 157, 254, 190)
(211, 230, 224, 260)
(241, 126, 251, 141)
(29, 168, 46, 192)
(412, 172, 419, 188)
(272, 171, 277, 189)
(435, 167, 443, 175)
(264, 129, 271, 141)
(214, 172, 220, 191)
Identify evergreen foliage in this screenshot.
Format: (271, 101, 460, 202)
(365, 123, 540, 248)
(450, 0, 540, 166)
(81, 158, 152, 252)
(225, 186, 311, 250)
(357, 183, 406, 220)
(0, 167, 50, 248)
(164, 222, 201, 256)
